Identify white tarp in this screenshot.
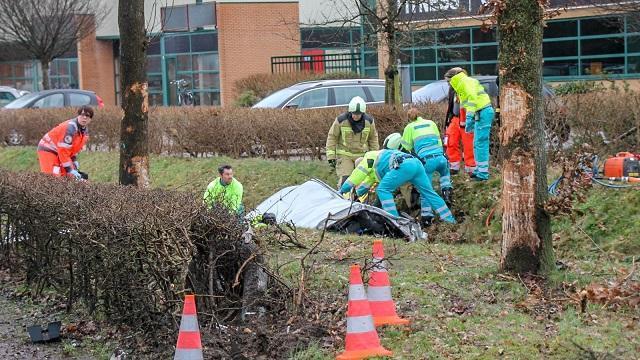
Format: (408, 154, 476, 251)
(248, 179, 426, 241)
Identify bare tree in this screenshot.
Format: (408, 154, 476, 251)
(118, 0, 150, 187)
(0, 0, 108, 90)
(304, 0, 460, 107)
(480, 0, 555, 274)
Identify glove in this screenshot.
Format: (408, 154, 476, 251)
(68, 169, 82, 180)
(328, 159, 336, 169)
(73, 160, 80, 170)
(465, 113, 474, 133)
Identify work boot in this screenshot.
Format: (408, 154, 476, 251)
(442, 188, 453, 208)
(450, 169, 459, 175)
(421, 215, 434, 228)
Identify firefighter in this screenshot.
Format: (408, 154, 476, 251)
(37, 105, 92, 179)
(401, 108, 453, 206)
(326, 96, 379, 188)
(445, 67, 495, 181)
(203, 164, 244, 214)
(444, 87, 476, 175)
(340, 149, 456, 227)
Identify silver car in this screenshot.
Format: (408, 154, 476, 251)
(0, 86, 29, 107)
(252, 79, 385, 110)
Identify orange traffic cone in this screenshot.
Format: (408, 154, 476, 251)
(174, 294, 204, 360)
(368, 240, 410, 327)
(337, 264, 392, 360)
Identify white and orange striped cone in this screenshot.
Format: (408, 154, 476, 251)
(368, 239, 410, 327)
(174, 294, 204, 360)
(337, 264, 392, 360)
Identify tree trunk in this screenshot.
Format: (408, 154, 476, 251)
(40, 60, 50, 90)
(118, 0, 150, 187)
(497, 0, 554, 274)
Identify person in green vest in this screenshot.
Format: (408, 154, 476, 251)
(203, 165, 244, 214)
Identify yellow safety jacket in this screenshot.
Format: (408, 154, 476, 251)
(449, 72, 492, 117)
(326, 112, 379, 160)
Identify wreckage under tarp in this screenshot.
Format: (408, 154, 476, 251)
(248, 179, 426, 241)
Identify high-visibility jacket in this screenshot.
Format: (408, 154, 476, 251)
(401, 116, 443, 158)
(340, 150, 413, 196)
(449, 72, 492, 117)
(203, 177, 244, 213)
(37, 118, 88, 170)
(326, 112, 379, 160)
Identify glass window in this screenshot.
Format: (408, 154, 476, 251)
(147, 38, 161, 55)
(438, 65, 466, 79)
(192, 53, 219, 71)
(195, 91, 220, 106)
(0, 64, 12, 77)
(364, 53, 378, 67)
(413, 31, 436, 47)
(193, 73, 219, 89)
(146, 56, 162, 73)
(580, 17, 623, 36)
(148, 93, 163, 107)
(165, 35, 190, 54)
(438, 47, 470, 62)
(628, 56, 640, 74)
(188, 3, 216, 29)
(628, 36, 640, 53)
(33, 93, 64, 108)
(544, 20, 577, 38)
(414, 49, 435, 64)
(438, 29, 470, 45)
(543, 60, 579, 76)
(472, 28, 496, 43)
(543, 40, 578, 58)
(399, 50, 412, 65)
(15, 63, 35, 78)
(0, 91, 16, 107)
(177, 54, 191, 71)
(287, 88, 329, 109)
(162, 6, 188, 32)
(364, 68, 378, 78)
(148, 74, 163, 92)
(473, 63, 498, 76)
(473, 46, 497, 61)
(581, 57, 625, 75)
(69, 93, 91, 106)
(415, 66, 437, 81)
(333, 86, 368, 105)
(191, 33, 218, 52)
(581, 37, 624, 56)
(367, 86, 385, 102)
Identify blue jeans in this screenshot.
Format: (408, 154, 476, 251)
(468, 106, 495, 180)
(422, 154, 452, 190)
(376, 158, 455, 223)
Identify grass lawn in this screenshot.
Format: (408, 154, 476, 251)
(0, 147, 638, 359)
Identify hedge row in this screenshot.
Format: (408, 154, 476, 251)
(0, 91, 637, 159)
(0, 170, 255, 335)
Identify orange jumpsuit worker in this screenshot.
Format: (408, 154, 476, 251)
(444, 87, 476, 175)
(37, 106, 92, 179)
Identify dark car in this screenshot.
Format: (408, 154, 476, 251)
(252, 79, 385, 110)
(412, 75, 555, 103)
(3, 89, 104, 109)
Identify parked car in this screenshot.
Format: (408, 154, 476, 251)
(252, 79, 385, 110)
(0, 86, 29, 107)
(412, 76, 556, 103)
(3, 89, 104, 110)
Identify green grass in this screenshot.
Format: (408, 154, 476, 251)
(0, 147, 638, 359)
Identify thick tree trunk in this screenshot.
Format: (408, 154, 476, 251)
(498, 0, 554, 274)
(40, 60, 50, 90)
(118, 0, 150, 187)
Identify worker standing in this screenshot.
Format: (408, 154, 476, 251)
(340, 149, 455, 227)
(203, 165, 244, 214)
(444, 87, 476, 175)
(37, 106, 92, 179)
(445, 67, 495, 181)
(401, 108, 453, 206)
(326, 96, 379, 187)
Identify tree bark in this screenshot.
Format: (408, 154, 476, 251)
(40, 60, 50, 90)
(498, 0, 554, 274)
(118, 0, 150, 187)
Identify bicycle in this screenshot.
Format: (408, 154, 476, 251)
(170, 79, 195, 106)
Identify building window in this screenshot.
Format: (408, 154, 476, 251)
(580, 16, 624, 36)
(581, 37, 624, 56)
(0, 61, 38, 91)
(544, 20, 577, 38)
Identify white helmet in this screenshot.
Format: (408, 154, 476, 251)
(383, 133, 403, 150)
(348, 96, 366, 114)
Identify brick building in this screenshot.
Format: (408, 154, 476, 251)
(1, 0, 638, 106)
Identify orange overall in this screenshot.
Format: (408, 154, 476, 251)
(445, 106, 476, 174)
(37, 118, 88, 176)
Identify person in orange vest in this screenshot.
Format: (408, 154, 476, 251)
(444, 87, 476, 175)
(37, 106, 92, 179)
